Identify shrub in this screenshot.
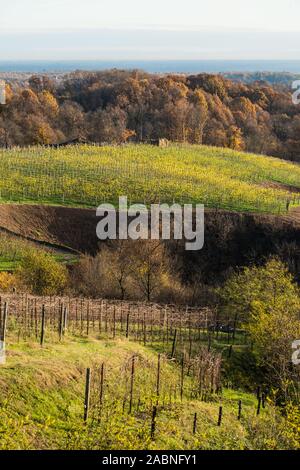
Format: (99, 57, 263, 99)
(17, 250, 68, 295)
(0, 272, 17, 292)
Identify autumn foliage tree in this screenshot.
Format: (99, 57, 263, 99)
(220, 258, 300, 402)
(1, 70, 300, 161)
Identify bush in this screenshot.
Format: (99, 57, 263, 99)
(0, 272, 18, 292)
(17, 250, 68, 295)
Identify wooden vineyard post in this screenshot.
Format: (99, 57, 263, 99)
(86, 301, 90, 337)
(150, 405, 157, 440)
(24, 297, 29, 338)
(150, 307, 154, 345)
(112, 306, 116, 339)
(99, 302, 103, 334)
(166, 314, 169, 347)
(63, 307, 68, 333)
(188, 313, 192, 352)
(217, 406, 223, 426)
(92, 303, 95, 332)
(193, 412, 197, 434)
(84, 368, 91, 423)
(165, 309, 168, 345)
(40, 305, 46, 347)
(156, 353, 161, 405)
(137, 307, 141, 342)
(80, 299, 84, 335)
(129, 356, 135, 414)
(143, 311, 146, 345)
(59, 305, 64, 341)
(120, 305, 123, 333)
(171, 329, 177, 358)
(105, 302, 108, 333)
(33, 299, 37, 339)
(238, 400, 242, 420)
(75, 298, 78, 329)
(99, 363, 104, 417)
(180, 355, 184, 401)
(2, 302, 8, 341)
(0, 303, 8, 365)
(126, 312, 130, 339)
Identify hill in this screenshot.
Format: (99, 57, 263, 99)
(0, 144, 299, 214)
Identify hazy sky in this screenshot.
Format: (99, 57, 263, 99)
(0, 0, 299, 60)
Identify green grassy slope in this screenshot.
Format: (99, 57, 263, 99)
(0, 334, 293, 450)
(0, 144, 299, 213)
(0, 233, 78, 272)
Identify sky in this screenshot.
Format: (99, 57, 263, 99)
(0, 0, 299, 60)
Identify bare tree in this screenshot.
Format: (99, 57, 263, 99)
(128, 240, 168, 302)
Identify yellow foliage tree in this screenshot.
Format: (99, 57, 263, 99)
(228, 126, 245, 150)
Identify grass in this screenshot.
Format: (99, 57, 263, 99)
(0, 254, 77, 272)
(0, 233, 78, 272)
(0, 144, 299, 213)
(0, 332, 294, 450)
(0, 259, 19, 272)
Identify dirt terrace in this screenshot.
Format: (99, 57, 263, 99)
(0, 205, 299, 286)
(0, 204, 99, 254)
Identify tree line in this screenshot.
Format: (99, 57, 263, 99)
(0, 70, 299, 161)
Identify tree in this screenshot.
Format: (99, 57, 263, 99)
(70, 253, 103, 298)
(58, 101, 85, 139)
(39, 91, 59, 118)
(98, 241, 133, 299)
(187, 90, 208, 144)
(128, 240, 169, 302)
(228, 126, 245, 150)
(29, 75, 55, 93)
(2, 69, 300, 160)
(220, 258, 300, 401)
(247, 297, 300, 402)
(89, 105, 127, 143)
(188, 74, 228, 100)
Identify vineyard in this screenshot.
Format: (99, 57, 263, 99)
(0, 294, 226, 357)
(0, 293, 295, 450)
(0, 144, 299, 213)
